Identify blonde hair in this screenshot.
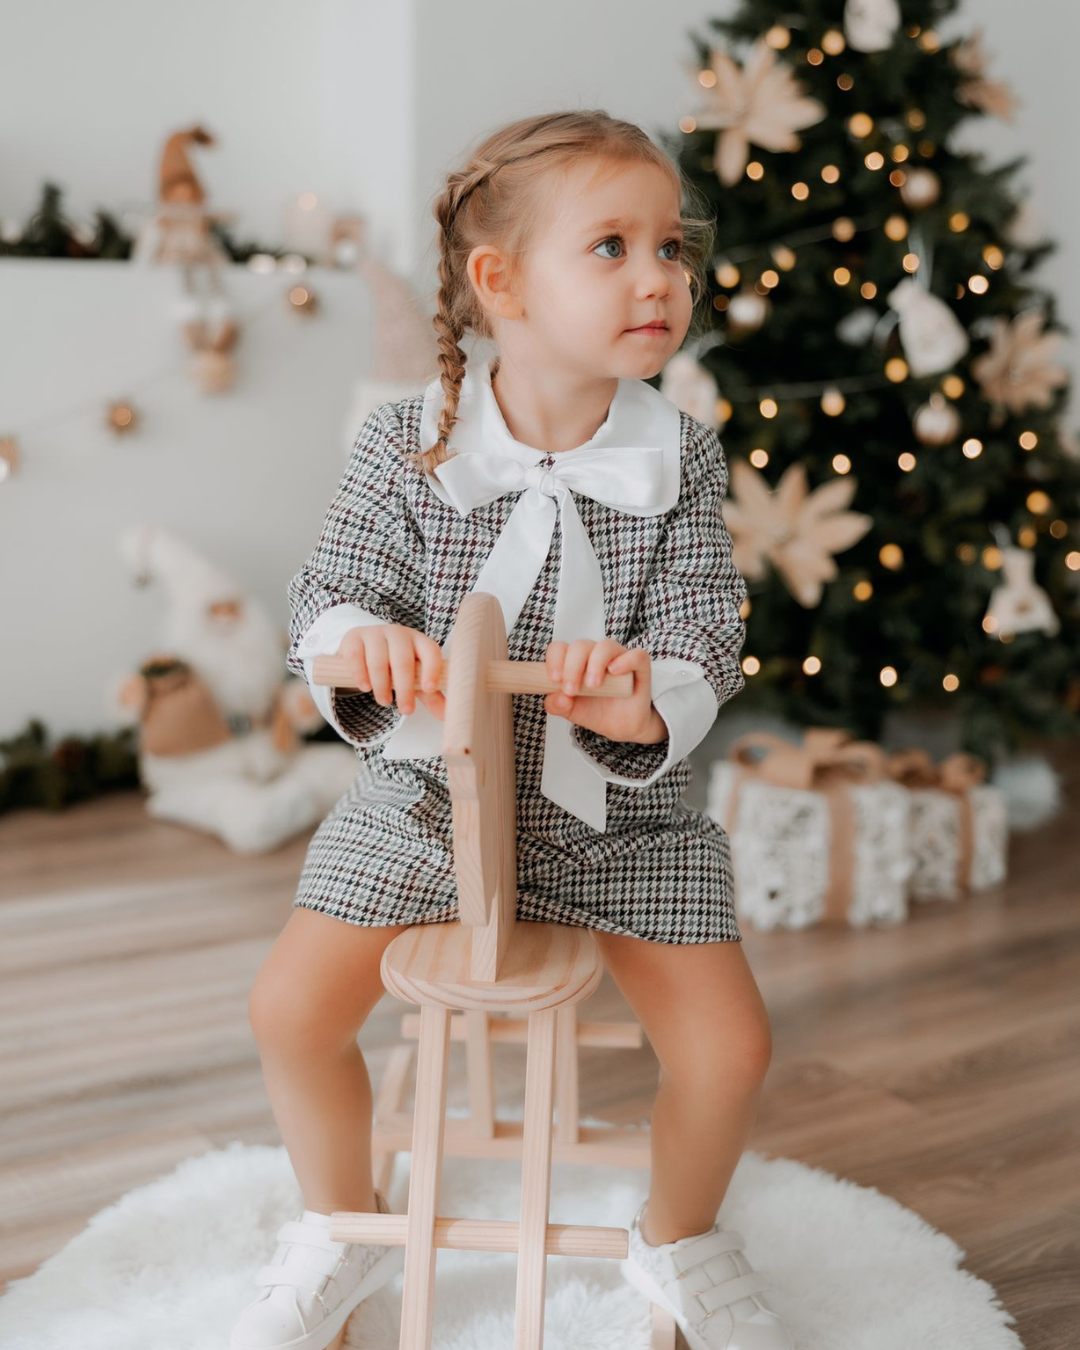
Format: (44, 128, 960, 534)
(406, 109, 716, 476)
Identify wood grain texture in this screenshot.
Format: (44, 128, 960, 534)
(0, 740, 1077, 1350)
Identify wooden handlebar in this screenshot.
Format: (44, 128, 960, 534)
(310, 653, 634, 698)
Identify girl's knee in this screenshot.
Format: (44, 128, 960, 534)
(656, 1001, 773, 1088)
(247, 962, 379, 1057)
(247, 910, 408, 1055)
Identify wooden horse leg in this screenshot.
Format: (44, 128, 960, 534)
(651, 1302, 678, 1349)
(514, 1006, 558, 1350)
(372, 1041, 414, 1196)
(464, 1008, 496, 1140)
(399, 1003, 452, 1350)
(553, 1006, 580, 1146)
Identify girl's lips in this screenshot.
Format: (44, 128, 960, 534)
(626, 324, 669, 334)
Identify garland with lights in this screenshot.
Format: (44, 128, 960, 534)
(0, 178, 353, 479)
(655, 0, 1080, 765)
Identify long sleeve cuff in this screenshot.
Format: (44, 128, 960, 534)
(298, 603, 405, 749)
(567, 657, 718, 788)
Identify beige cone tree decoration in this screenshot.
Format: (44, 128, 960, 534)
(722, 459, 873, 607)
(689, 36, 827, 187)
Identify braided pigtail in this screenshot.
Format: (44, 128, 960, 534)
(407, 161, 502, 477)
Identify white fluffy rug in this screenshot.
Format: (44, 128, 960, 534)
(0, 1114, 1023, 1349)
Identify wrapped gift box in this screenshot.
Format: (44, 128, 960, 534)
(707, 729, 914, 931)
(885, 750, 1009, 902)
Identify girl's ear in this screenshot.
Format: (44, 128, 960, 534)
(467, 243, 524, 321)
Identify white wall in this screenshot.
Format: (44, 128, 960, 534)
(0, 260, 376, 738)
(1, 1, 1075, 738)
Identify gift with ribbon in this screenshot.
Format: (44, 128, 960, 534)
(883, 748, 1008, 901)
(706, 727, 913, 930)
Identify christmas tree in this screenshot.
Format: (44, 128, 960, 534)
(657, 0, 1080, 766)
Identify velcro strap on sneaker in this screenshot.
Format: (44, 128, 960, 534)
(256, 1264, 332, 1292)
(671, 1228, 746, 1275)
(275, 1221, 347, 1251)
(698, 1270, 774, 1315)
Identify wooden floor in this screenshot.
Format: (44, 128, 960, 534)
(1, 744, 1077, 1349)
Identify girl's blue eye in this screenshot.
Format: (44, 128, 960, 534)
(593, 236, 684, 261)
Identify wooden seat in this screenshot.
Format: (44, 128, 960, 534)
(380, 917, 603, 1013)
(312, 591, 675, 1350)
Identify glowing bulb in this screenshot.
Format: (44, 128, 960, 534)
(879, 543, 904, 569)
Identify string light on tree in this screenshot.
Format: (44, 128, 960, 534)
(879, 543, 904, 569)
(884, 215, 909, 241)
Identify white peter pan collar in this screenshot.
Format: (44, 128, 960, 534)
(417, 356, 682, 512)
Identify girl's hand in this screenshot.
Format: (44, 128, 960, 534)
(336, 624, 446, 720)
(542, 639, 666, 745)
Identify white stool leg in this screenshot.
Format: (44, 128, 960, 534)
(514, 1006, 557, 1350)
(399, 1003, 451, 1350)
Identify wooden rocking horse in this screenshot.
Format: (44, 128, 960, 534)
(311, 591, 676, 1350)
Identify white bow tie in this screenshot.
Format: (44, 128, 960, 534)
(385, 444, 666, 832)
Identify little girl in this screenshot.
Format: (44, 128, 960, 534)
(231, 110, 792, 1350)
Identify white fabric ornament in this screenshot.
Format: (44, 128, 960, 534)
(984, 547, 1060, 637)
(913, 393, 961, 446)
(728, 288, 770, 334)
(899, 168, 941, 210)
(887, 278, 970, 377)
(844, 0, 901, 53)
(836, 306, 881, 347)
(659, 351, 721, 426)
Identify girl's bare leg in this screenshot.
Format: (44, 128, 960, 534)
(592, 931, 773, 1246)
(248, 906, 413, 1215)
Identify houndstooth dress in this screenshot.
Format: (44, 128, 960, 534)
(286, 375, 748, 944)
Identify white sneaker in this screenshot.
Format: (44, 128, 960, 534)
(229, 1189, 404, 1350)
(620, 1200, 794, 1350)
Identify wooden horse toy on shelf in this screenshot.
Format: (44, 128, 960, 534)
(311, 590, 676, 1350)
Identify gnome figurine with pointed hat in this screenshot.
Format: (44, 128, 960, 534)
(109, 526, 357, 854)
(131, 125, 241, 392)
